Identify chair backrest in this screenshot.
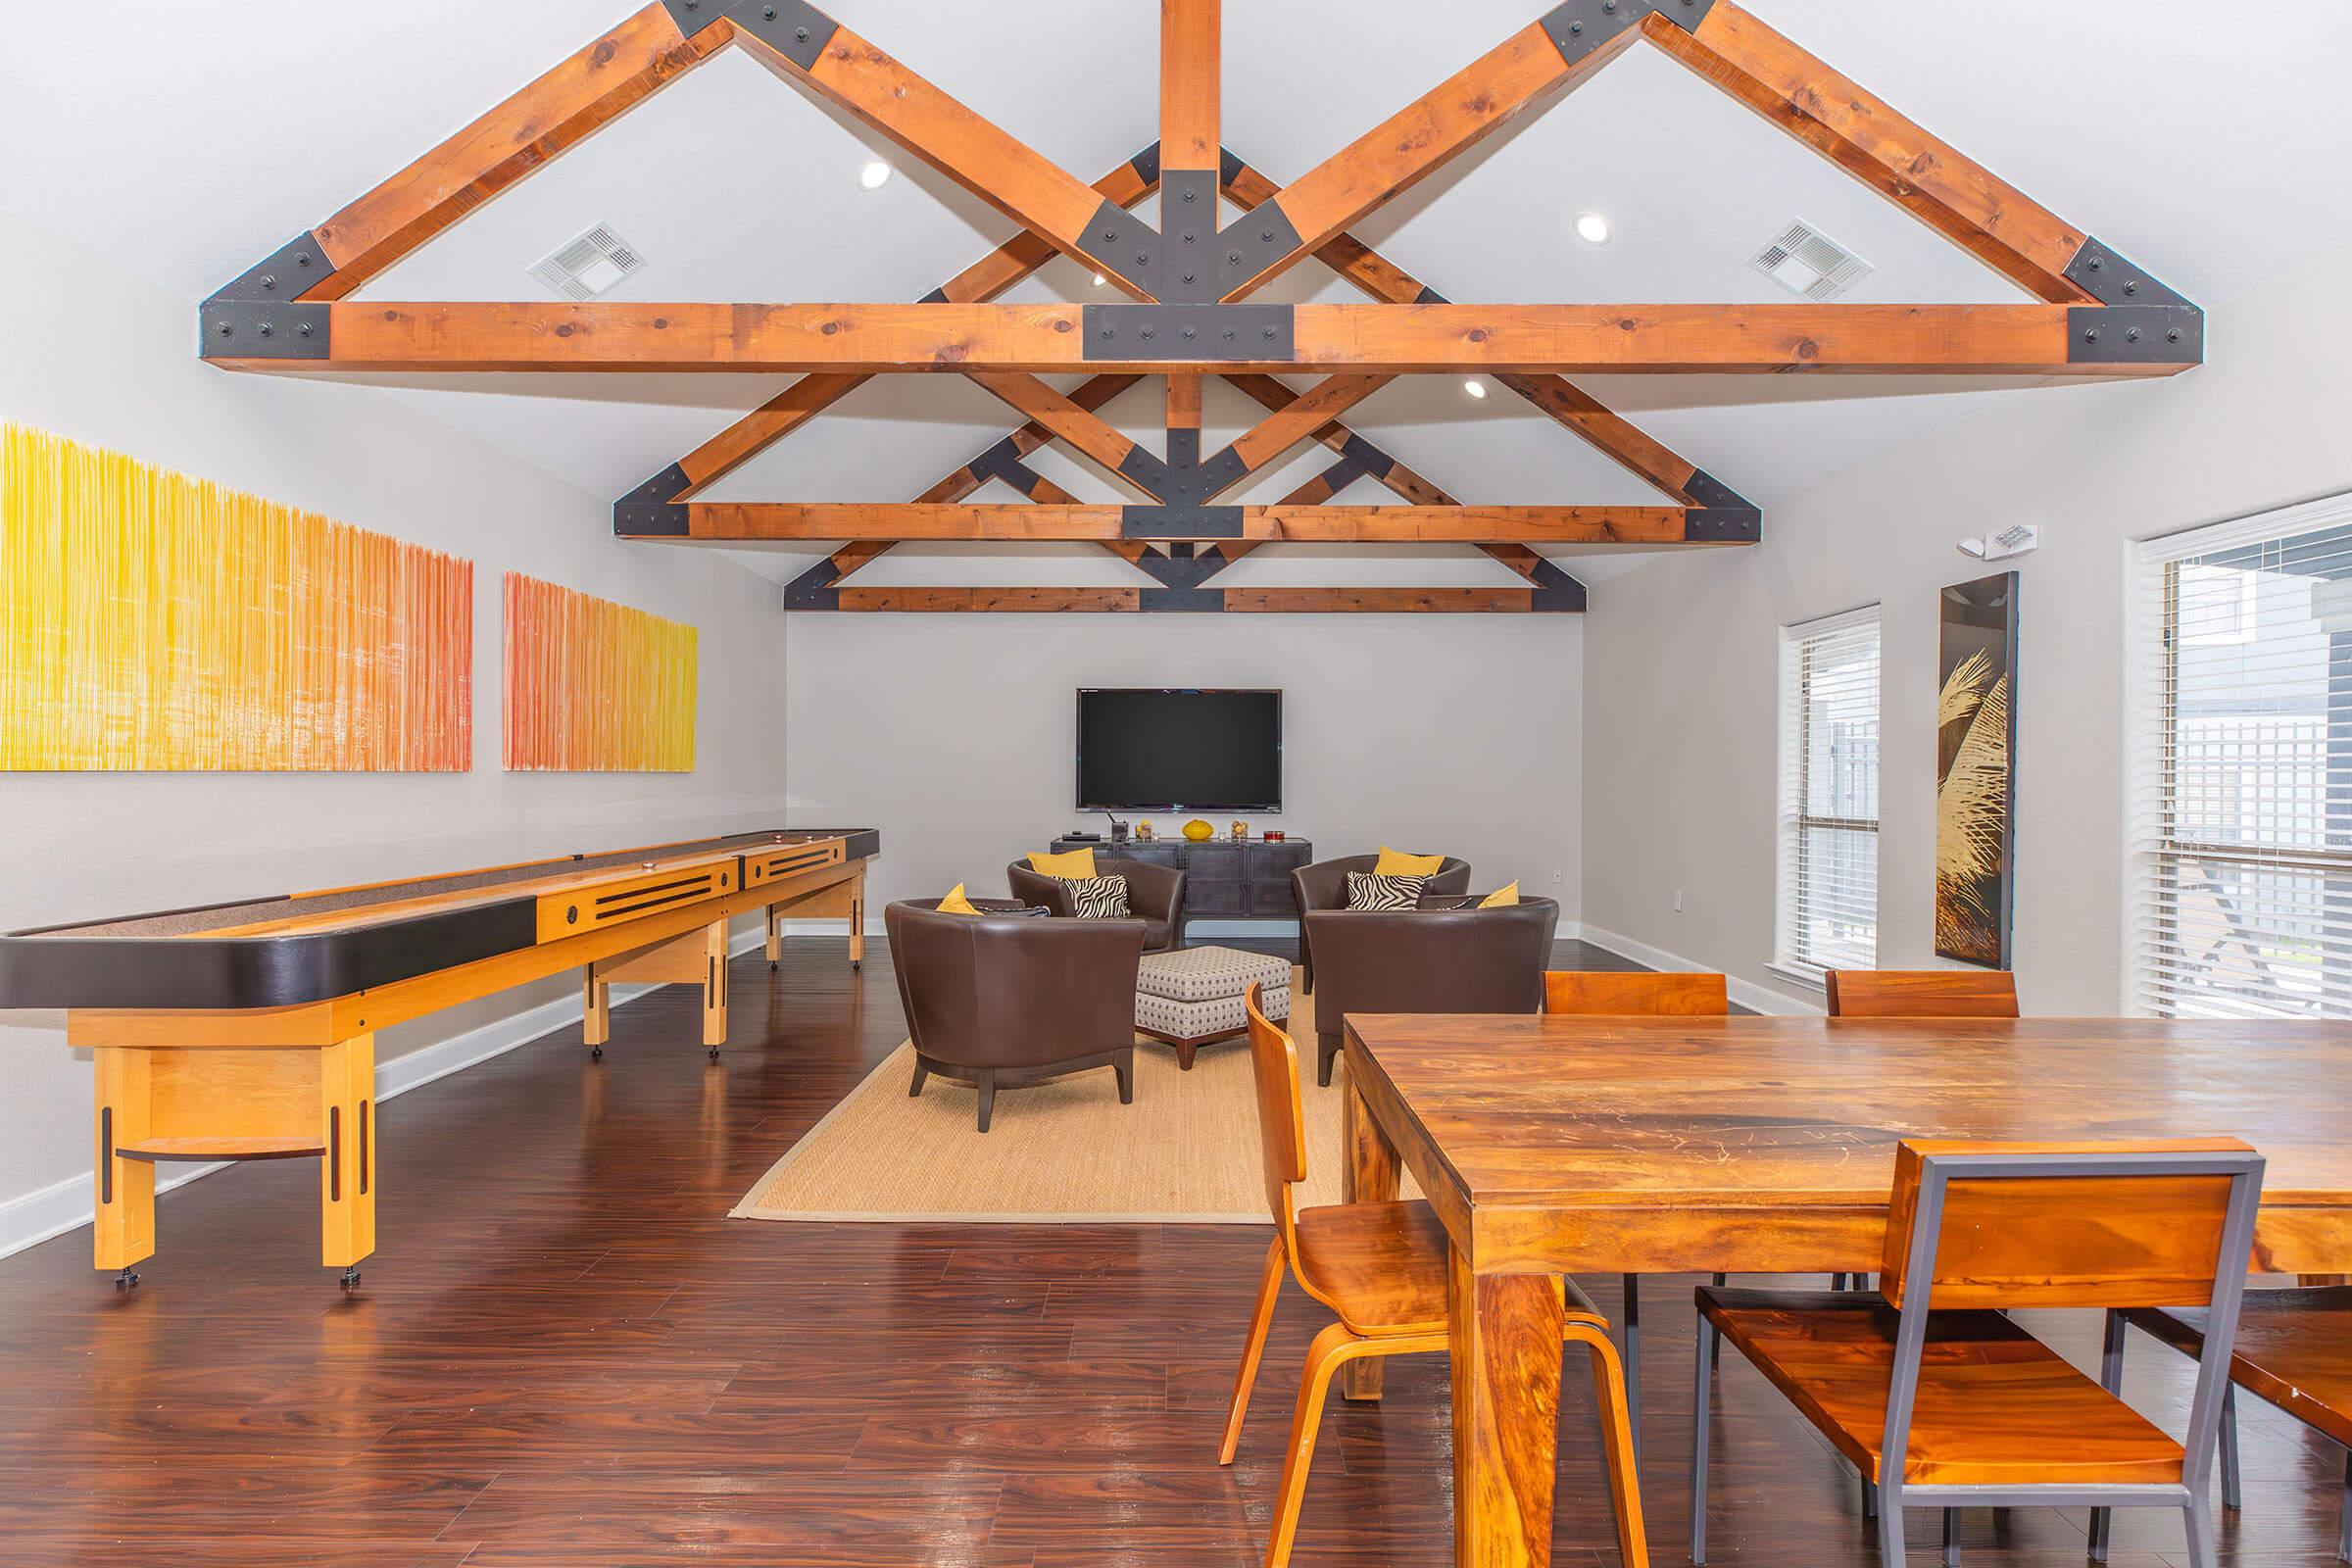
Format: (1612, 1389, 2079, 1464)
(1881, 1138, 2262, 1312)
(1301, 899, 1559, 1038)
(883, 899, 1146, 1070)
(1873, 1138, 2265, 1494)
(1243, 982, 1308, 1237)
(1826, 969, 2018, 1017)
(1545, 970, 1728, 1015)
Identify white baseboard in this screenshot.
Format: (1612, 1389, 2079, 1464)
(0, 926, 768, 1263)
(1572, 922, 1822, 1016)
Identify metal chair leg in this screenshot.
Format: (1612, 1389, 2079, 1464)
(2337, 1446, 2349, 1564)
(1709, 1273, 1726, 1368)
(1620, 1272, 1642, 1471)
(2183, 1486, 2216, 1568)
(1691, 1311, 1715, 1564)
(2219, 1383, 2242, 1509)
(1941, 1506, 1960, 1566)
(2090, 1309, 2127, 1562)
(1862, 1477, 1879, 1520)
(1878, 1481, 1907, 1568)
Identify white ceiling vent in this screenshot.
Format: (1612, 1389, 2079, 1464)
(1747, 219, 1873, 302)
(528, 224, 646, 301)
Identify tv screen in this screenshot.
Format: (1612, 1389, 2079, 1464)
(1076, 688, 1282, 812)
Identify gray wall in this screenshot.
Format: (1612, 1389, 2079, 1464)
(1580, 240, 2352, 1014)
(782, 612, 1583, 920)
(0, 206, 791, 1226)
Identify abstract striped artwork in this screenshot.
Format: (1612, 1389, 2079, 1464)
(502, 572, 696, 771)
(0, 422, 472, 771)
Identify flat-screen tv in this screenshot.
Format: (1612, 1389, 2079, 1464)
(1076, 688, 1282, 812)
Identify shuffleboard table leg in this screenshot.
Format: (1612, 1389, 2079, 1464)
(764, 905, 781, 968)
(92, 1048, 156, 1279)
(849, 867, 866, 970)
(582, 970, 610, 1058)
(318, 1034, 376, 1279)
(703, 918, 730, 1057)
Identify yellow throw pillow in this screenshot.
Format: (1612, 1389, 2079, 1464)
(1027, 847, 1098, 880)
(1478, 881, 1521, 908)
(937, 882, 980, 916)
(1375, 846, 1445, 877)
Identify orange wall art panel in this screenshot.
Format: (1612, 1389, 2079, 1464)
(502, 572, 696, 772)
(0, 423, 472, 771)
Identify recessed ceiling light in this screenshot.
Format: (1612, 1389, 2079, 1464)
(1091, 271, 1107, 288)
(1463, 378, 1488, 399)
(1574, 212, 1612, 246)
(858, 160, 893, 191)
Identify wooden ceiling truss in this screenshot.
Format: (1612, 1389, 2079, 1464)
(201, 0, 2199, 613)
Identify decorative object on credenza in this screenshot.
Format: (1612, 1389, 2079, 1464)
(1263, 830, 1285, 842)
(1183, 818, 1214, 842)
(503, 571, 696, 772)
(1936, 570, 2019, 969)
(1136, 819, 1155, 841)
(1, 422, 473, 771)
(1107, 812, 1130, 841)
(1230, 820, 1249, 841)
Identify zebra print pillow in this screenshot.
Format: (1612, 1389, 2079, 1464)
(1345, 871, 1426, 911)
(1065, 874, 1132, 919)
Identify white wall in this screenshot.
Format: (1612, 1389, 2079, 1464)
(0, 206, 791, 1223)
(783, 613, 1583, 921)
(1581, 241, 2352, 1015)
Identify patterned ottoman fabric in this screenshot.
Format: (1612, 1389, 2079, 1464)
(1138, 985, 1289, 1042)
(1135, 945, 1292, 1004)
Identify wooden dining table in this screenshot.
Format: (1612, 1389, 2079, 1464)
(1338, 1011, 2352, 1568)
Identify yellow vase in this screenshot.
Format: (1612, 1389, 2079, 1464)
(1182, 818, 1214, 842)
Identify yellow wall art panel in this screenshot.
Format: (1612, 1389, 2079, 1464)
(502, 572, 696, 772)
(0, 423, 473, 771)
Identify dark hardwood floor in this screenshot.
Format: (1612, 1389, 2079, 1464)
(0, 938, 2343, 1566)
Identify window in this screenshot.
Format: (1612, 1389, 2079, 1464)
(2132, 496, 2352, 1018)
(1776, 607, 1881, 979)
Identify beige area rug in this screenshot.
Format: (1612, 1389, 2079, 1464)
(730, 969, 1420, 1223)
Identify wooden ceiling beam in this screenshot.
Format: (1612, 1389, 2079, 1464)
(1219, 155, 1739, 507)
(217, 300, 2195, 374)
(1215, 17, 1632, 299)
(643, 502, 1717, 545)
(831, 585, 1579, 613)
(1639, 2, 2096, 304)
(964, 371, 1170, 498)
(726, 13, 1162, 297)
(207, 5, 728, 307)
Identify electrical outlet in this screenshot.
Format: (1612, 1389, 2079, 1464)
(1551, 867, 1563, 883)
(1673, 890, 1684, 913)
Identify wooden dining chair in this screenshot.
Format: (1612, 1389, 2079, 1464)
(1690, 1138, 2266, 1568)
(1220, 983, 1649, 1568)
(1825, 968, 2019, 1018)
(2096, 1284, 2352, 1562)
(1544, 968, 1729, 1465)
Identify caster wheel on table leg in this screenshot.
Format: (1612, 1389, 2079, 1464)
(339, 1268, 362, 1292)
(115, 1269, 139, 1291)
(709, 1048, 721, 1060)
(590, 1046, 603, 1060)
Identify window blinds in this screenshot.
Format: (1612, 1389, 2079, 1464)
(1778, 608, 1881, 976)
(2132, 498, 2352, 1019)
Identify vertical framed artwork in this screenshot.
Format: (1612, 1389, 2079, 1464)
(502, 572, 697, 771)
(1, 422, 472, 771)
(1936, 571, 2019, 968)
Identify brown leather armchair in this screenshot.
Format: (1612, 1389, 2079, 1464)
(1301, 897, 1557, 1086)
(1005, 858, 1186, 952)
(884, 898, 1146, 1132)
(1290, 853, 1473, 994)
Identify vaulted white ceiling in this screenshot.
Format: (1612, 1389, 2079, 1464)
(6, 1, 2350, 592)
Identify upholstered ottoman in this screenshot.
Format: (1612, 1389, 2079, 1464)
(1135, 946, 1292, 1069)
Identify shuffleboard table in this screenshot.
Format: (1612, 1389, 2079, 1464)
(0, 827, 878, 1288)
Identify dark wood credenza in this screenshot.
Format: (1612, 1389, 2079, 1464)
(1050, 836, 1311, 937)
